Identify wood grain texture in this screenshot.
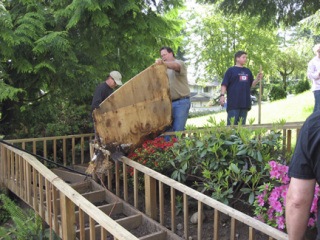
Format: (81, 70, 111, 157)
(93, 64, 171, 152)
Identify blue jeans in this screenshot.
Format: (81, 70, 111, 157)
(165, 98, 191, 140)
(314, 90, 320, 112)
(227, 109, 248, 125)
(172, 98, 191, 131)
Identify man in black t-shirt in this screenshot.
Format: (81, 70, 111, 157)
(286, 111, 320, 240)
(91, 71, 123, 144)
(91, 71, 123, 112)
(219, 51, 263, 125)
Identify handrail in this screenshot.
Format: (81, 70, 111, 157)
(5, 121, 303, 165)
(0, 143, 138, 239)
(6, 133, 95, 166)
(6, 133, 95, 143)
(111, 153, 288, 240)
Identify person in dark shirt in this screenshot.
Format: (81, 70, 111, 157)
(91, 71, 123, 145)
(286, 111, 320, 240)
(219, 51, 263, 125)
(91, 71, 123, 112)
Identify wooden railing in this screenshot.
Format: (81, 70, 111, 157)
(95, 122, 303, 240)
(109, 153, 289, 239)
(0, 141, 138, 240)
(241, 121, 303, 154)
(4, 121, 303, 167)
(6, 133, 95, 166)
(1, 121, 304, 240)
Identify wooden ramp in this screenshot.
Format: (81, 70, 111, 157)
(52, 167, 182, 240)
(93, 64, 172, 152)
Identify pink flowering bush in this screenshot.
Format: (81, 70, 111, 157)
(253, 160, 319, 230)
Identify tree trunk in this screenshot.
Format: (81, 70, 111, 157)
(282, 74, 287, 91)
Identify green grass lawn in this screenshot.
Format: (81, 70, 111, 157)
(187, 91, 314, 127)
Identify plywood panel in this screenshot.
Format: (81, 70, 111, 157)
(93, 64, 171, 152)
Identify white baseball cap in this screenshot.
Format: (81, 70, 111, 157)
(110, 71, 123, 86)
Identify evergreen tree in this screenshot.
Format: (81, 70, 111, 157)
(197, 0, 320, 26)
(0, 0, 184, 138)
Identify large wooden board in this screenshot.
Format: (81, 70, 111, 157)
(93, 64, 172, 152)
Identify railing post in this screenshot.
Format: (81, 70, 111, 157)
(60, 192, 76, 240)
(214, 209, 219, 239)
(249, 227, 255, 240)
(230, 217, 236, 240)
(287, 129, 292, 154)
(197, 201, 203, 239)
(43, 139, 47, 162)
(72, 137, 76, 165)
(81, 137, 85, 164)
(145, 175, 157, 220)
(183, 193, 189, 239)
(63, 138, 67, 166)
(170, 187, 176, 233)
(282, 129, 287, 154)
(0, 144, 7, 191)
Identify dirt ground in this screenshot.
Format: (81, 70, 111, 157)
(161, 200, 271, 240)
(163, 199, 318, 240)
(125, 185, 318, 240)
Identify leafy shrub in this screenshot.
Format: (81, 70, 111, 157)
(268, 85, 287, 101)
(294, 79, 311, 94)
(0, 194, 44, 239)
(167, 118, 284, 205)
(4, 99, 92, 139)
(126, 118, 293, 230)
(0, 194, 10, 224)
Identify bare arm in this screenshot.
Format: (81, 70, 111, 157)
(252, 72, 263, 88)
(219, 85, 227, 106)
(155, 59, 181, 72)
(164, 61, 181, 72)
(286, 177, 316, 240)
